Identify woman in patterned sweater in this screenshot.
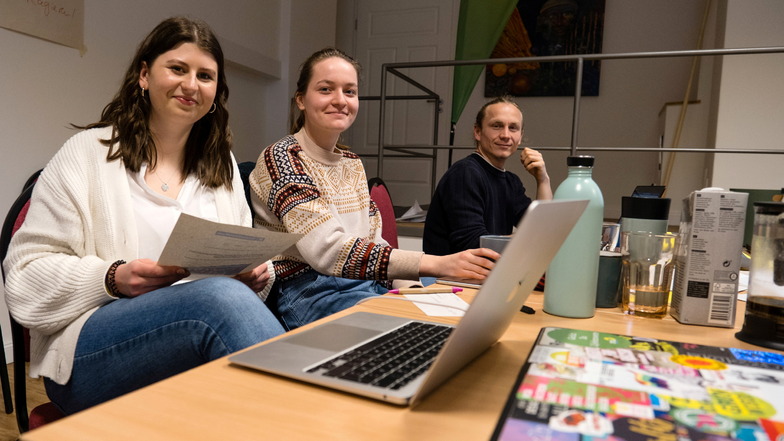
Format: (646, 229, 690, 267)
(250, 48, 498, 330)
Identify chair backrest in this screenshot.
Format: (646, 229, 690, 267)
(237, 161, 256, 220)
(368, 177, 399, 249)
(0, 169, 40, 270)
(0, 168, 63, 432)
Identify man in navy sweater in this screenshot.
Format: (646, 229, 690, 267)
(424, 96, 553, 255)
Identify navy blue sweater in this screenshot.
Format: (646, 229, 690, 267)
(423, 153, 532, 255)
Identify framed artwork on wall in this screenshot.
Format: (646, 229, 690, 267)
(485, 0, 605, 97)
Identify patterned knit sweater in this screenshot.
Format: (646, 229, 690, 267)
(250, 130, 422, 283)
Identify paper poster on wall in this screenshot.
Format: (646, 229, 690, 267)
(0, 0, 84, 52)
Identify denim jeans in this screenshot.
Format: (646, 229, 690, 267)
(272, 270, 388, 330)
(45, 277, 285, 415)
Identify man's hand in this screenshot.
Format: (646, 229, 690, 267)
(521, 147, 553, 200)
(521, 147, 548, 181)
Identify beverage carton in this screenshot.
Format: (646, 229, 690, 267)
(669, 188, 748, 327)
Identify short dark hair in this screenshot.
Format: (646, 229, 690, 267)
(77, 16, 233, 188)
(290, 47, 362, 134)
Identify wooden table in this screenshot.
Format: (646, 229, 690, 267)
(22, 292, 772, 441)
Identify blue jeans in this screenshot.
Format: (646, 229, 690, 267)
(44, 277, 285, 415)
(271, 270, 388, 330)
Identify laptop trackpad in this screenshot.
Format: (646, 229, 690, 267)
(285, 323, 381, 352)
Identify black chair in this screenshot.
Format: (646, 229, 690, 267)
(0, 170, 43, 418)
(0, 269, 12, 417)
(238, 161, 256, 219)
(0, 335, 11, 414)
(0, 169, 65, 432)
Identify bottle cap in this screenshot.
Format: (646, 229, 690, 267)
(566, 156, 594, 167)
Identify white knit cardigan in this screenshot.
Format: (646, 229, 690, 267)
(3, 127, 251, 385)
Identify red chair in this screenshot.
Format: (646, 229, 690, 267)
(0, 169, 66, 432)
(368, 177, 399, 248)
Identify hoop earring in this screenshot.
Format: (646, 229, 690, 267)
(140, 87, 145, 98)
(209, 103, 216, 114)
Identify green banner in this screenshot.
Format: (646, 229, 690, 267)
(451, 0, 517, 126)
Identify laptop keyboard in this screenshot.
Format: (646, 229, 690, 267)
(306, 321, 453, 390)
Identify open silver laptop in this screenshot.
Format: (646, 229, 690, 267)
(229, 199, 588, 406)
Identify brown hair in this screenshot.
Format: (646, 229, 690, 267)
(75, 16, 233, 188)
(290, 47, 362, 135)
(474, 96, 523, 128)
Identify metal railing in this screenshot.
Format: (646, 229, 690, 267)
(366, 46, 784, 183)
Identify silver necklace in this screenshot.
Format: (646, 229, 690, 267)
(152, 167, 177, 192)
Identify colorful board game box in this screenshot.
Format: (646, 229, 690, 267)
(490, 327, 784, 441)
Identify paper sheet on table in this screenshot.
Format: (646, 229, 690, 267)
(158, 213, 302, 276)
(396, 200, 427, 222)
(404, 293, 469, 317)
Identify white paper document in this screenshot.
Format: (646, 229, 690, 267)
(158, 214, 302, 276)
(395, 200, 427, 222)
(403, 293, 469, 317)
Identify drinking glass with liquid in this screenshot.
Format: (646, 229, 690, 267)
(620, 232, 678, 318)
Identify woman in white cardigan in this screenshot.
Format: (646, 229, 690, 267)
(3, 17, 284, 415)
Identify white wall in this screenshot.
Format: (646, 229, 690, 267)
(286, 1, 339, 137)
(710, 0, 784, 190)
(0, 0, 338, 361)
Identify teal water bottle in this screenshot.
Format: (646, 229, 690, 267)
(544, 156, 604, 318)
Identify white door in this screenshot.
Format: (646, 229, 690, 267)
(338, 0, 457, 206)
